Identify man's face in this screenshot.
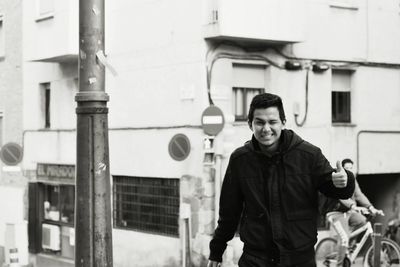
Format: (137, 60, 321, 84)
(249, 107, 285, 151)
(343, 162, 353, 171)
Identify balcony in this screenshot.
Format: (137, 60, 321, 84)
(24, 0, 78, 63)
(203, 0, 305, 45)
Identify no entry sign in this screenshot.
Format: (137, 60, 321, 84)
(201, 105, 225, 136)
(0, 142, 23, 166)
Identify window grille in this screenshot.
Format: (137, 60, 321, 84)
(113, 176, 180, 237)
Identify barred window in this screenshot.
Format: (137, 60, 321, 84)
(113, 176, 180, 237)
(233, 87, 263, 121)
(332, 69, 353, 123)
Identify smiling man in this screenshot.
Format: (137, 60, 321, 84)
(207, 93, 355, 267)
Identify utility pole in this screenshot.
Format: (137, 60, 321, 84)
(75, 0, 113, 266)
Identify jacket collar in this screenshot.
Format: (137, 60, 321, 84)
(246, 129, 304, 157)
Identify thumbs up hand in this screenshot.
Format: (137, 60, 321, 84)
(332, 160, 348, 188)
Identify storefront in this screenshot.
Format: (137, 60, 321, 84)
(28, 163, 75, 267)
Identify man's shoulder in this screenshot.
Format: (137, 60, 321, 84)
(293, 139, 322, 155)
(230, 144, 251, 160)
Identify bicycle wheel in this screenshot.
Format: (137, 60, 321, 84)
(315, 237, 338, 267)
(363, 237, 400, 267)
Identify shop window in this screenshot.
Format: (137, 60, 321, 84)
(29, 183, 75, 259)
(113, 176, 180, 237)
(43, 184, 74, 224)
(232, 87, 263, 121)
(332, 70, 352, 123)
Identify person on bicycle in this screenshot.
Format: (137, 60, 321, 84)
(338, 158, 384, 232)
(320, 158, 384, 266)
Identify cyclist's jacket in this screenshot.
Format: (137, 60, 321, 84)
(209, 129, 355, 266)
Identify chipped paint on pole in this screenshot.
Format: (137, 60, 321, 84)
(75, 0, 113, 266)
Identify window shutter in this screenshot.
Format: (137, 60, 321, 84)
(28, 183, 42, 253)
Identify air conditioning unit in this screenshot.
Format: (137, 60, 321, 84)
(42, 224, 60, 251)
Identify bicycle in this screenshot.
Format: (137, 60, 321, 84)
(315, 208, 400, 267)
(385, 218, 400, 245)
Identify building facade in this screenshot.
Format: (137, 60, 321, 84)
(0, 0, 28, 266)
(0, 0, 399, 267)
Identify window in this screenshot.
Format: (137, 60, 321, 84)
(42, 184, 75, 258)
(113, 176, 180, 237)
(232, 64, 267, 122)
(332, 70, 352, 123)
(232, 87, 263, 121)
(0, 15, 4, 57)
(43, 184, 74, 224)
(40, 83, 51, 128)
(29, 183, 75, 258)
(28, 164, 76, 258)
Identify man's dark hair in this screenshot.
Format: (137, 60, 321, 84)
(247, 93, 286, 123)
(342, 158, 353, 167)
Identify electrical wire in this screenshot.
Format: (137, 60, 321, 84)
(294, 68, 309, 127)
(273, 47, 400, 69)
(205, 45, 284, 105)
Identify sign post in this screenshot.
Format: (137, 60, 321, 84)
(75, 0, 113, 266)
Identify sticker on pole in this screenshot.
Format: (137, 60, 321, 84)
(169, 134, 191, 161)
(201, 105, 225, 136)
(0, 142, 23, 166)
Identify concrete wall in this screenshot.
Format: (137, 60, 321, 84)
(293, 0, 400, 63)
(105, 0, 209, 128)
(23, 0, 78, 61)
(22, 62, 77, 131)
(113, 229, 180, 267)
(0, 1, 25, 265)
(0, 0, 23, 158)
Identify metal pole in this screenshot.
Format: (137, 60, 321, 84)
(75, 0, 113, 266)
(373, 223, 382, 267)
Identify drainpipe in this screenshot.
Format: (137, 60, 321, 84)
(214, 154, 222, 229)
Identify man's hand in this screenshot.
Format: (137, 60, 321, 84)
(369, 206, 385, 216)
(332, 160, 348, 188)
(207, 260, 221, 267)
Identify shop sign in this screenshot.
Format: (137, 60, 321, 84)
(37, 163, 75, 184)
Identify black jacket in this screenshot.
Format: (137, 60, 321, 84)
(209, 130, 355, 265)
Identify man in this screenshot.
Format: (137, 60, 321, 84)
(337, 158, 384, 231)
(207, 93, 355, 267)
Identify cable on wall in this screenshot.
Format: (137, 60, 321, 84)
(205, 43, 285, 105)
(294, 68, 310, 127)
(273, 47, 400, 69)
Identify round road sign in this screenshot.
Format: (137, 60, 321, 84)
(0, 142, 23, 166)
(201, 105, 225, 136)
(168, 134, 191, 161)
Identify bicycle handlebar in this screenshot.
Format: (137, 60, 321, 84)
(350, 206, 385, 217)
